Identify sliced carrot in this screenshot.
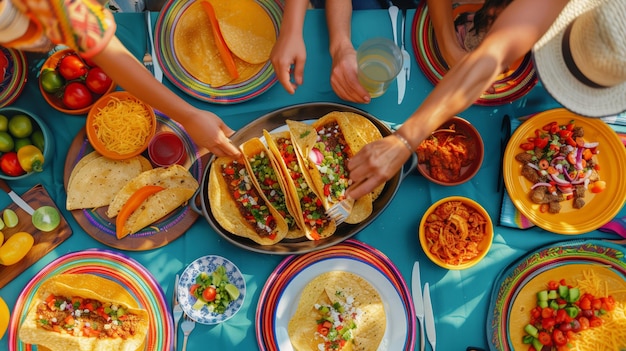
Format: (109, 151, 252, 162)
(201, 1, 239, 79)
(116, 185, 165, 239)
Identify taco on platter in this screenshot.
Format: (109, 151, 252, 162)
(264, 130, 336, 241)
(286, 112, 383, 224)
(209, 156, 288, 245)
(18, 274, 149, 351)
(288, 271, 386, 351)
(240, 137, 304, 239)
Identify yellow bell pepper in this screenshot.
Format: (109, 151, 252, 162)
(17, 144, 44, 172)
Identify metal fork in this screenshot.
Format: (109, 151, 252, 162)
(180, 313, 195, 351)
(325, 197, 355, 225)
(400, 8, 411, 81)
(172, 274, 183, 351)
(143, 11, 154, 74)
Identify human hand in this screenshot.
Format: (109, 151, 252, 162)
(270, 31, 306, 94)
(185, 109, 241, 157)
(346, 135, 412, 200)
(329, 46, 370, 104)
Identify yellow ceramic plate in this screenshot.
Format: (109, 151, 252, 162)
(503, 108, 626, 234)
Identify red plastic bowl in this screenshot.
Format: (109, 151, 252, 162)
(148, 131, 186, 167)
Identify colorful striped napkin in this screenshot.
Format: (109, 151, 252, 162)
(499, 112, 626, 231)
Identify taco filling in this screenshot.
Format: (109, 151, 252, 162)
(34, 294, 143, 339)
(276, 136, 331, 239)
(220, 160, 278, 239)
(310, 121, 352, 204)
(247, 150, 298, 232)
(314, 291, 360, 350)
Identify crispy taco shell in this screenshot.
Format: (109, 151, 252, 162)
(287, 112, 383, 224)
(264, 130, 336, 240)
(18, 274, 149, 351)
(288, 271, 386, 351)
(240, 137, 305, 239)
(209, 156, 288, 245)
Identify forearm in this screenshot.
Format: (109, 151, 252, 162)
(90, 36, 198, 124)
(326, 0, 353, 59)
(280, 0, 309, 37)
(426, 0, 459, 52)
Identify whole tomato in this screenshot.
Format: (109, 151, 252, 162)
(85, 67, 113, 94)
(0, 152, 26, 177)
(58, 54, 88, 80)
(63, 82, 93, 109)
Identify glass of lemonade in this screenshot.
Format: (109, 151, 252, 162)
(357, 37, 403, 98)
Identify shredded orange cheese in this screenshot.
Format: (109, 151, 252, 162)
(569, 269, 626, 351)
(92, 96, 153, 154)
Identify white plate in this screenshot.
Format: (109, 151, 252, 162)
(177, 255, 246, 324)
(274, 257, 408, 351)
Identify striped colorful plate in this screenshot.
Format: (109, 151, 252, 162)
(256, 239, 416, 351)
(411, 2, 537, 106)
(8, 249, 173, 351)
(155, 0, 282, 104)
(0, 47, 27, 108)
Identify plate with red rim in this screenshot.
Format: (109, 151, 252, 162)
(0, 47, 27, 108)
(255, 239, 416, 351)
(486, 239, 626, 351)
(411, 2, 537, 106)
(7, 249, 173, 351)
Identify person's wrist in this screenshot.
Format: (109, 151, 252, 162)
(393, 131, 414, 152)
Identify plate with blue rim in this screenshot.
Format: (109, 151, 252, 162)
(177, 255, 246, 325)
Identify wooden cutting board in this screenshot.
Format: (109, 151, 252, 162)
(0, 184, 72, 288)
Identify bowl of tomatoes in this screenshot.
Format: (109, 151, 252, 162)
(0, 107, 53, 180)
(39, 48, 115, 115)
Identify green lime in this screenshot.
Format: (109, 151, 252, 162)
(31, 130, 45, 152)
(224, 283, 240, 300)
(0, 115, 8, 132)
(40, 69, 65, 93)
(0, 217, 5, 231)
(3, 209, 18, 229)
(0, 132, 14, 153)
(32, 206, 61, 232)
(8, 115, 33, 138)
(14, 137, 32, 151)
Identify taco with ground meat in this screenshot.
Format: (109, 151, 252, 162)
(209, 155, 288, 245)
(18, 274, 149, 351)
(286, 112, 384, 224)
(287, 271, 386, 351)
(264, 129, 336, 241)
(240, 137, 305, 239)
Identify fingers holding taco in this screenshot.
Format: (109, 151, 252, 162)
(209, 156, 288, 245)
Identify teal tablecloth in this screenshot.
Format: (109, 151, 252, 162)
(1, 9, 624, 351)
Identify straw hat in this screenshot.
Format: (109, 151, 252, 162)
(533, 0, 626, 117)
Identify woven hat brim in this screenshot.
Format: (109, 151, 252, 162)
(532, 0, 626, 117)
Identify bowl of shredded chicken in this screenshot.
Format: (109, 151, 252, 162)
(419, 196, 493, 270)
(86, 91, 156, 160)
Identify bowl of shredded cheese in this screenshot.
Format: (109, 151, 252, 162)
(86, 91, 156, 160)
(419, 196, 493, 270)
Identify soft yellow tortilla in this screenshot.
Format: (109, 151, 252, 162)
(66, 154, 152, 210)
(508, 264, 626, 351)
(207, 0, 276, 64)
(18, 274, 149, 351)
(287, 112, 383, 224)
(106, 165, 199, 236)
(240, 137, 305, 239)
(264, 130, 337, 240)
(209, 156, 288, 245)
(288, 271, 386, 351)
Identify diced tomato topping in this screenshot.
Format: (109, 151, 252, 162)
(538, 331, 552, 346)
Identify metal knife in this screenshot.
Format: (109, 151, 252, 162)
(388, 5, 405, 104)
(412, 261, 425, 351)
(146, 11, 163, 82)
(0, 179, 34, 215)
(424, 282, 437, 351)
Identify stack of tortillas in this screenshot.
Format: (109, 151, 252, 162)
(66, 152, 199, 238)
(173, 0, 276, 87)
